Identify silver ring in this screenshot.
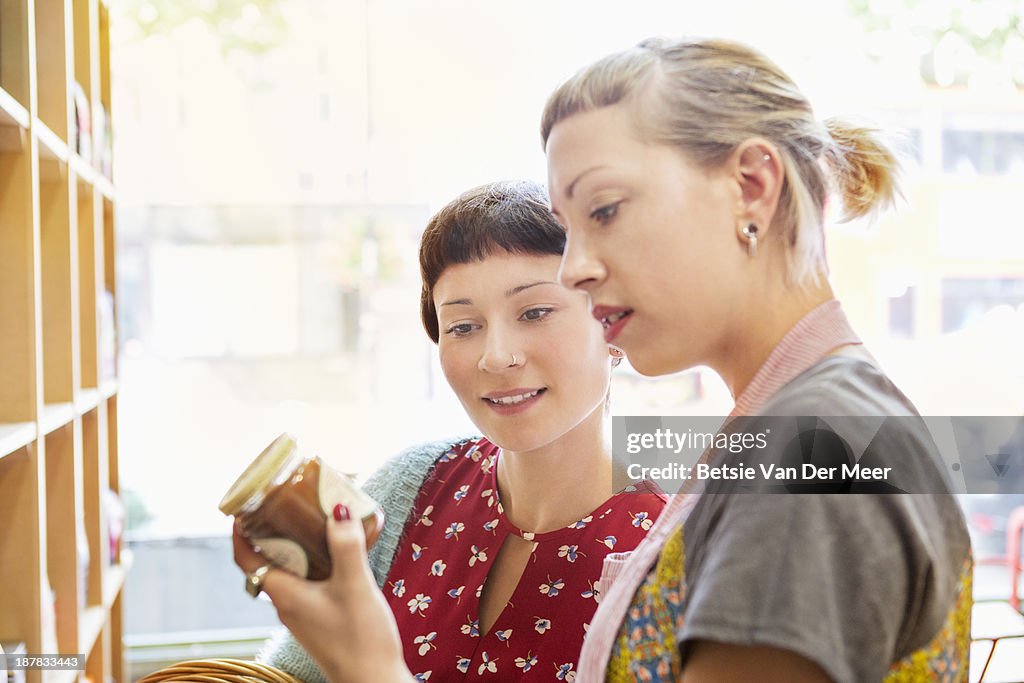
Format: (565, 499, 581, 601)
(510, 353, 518, 366)
(245, 565, 271, 598)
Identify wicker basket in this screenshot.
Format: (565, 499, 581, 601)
(136, 658, 301, 683)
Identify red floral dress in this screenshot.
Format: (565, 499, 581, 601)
(383, 437, 667, 682)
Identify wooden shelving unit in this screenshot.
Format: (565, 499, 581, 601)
(0, 1, 123, 682)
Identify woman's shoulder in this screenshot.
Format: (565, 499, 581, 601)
(362, 435, 485, 527)
(435, 435, 499, 465)
(614, 479, 670, 510)
(625, 478, 670, 499)
(363, 435, 484, 490)
(740, 356, 959, 496)
(763, 354, 918, 417)
(362, 434, 484, 587)
(590, 480, 669, 534)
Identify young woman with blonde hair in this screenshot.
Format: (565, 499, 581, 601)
(542, 37, 970, 682)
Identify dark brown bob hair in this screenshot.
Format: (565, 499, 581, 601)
(419, 180, 565, 343)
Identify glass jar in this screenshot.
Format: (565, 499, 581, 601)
(219, 433, 384, 580)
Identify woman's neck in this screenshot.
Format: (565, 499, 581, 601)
(494, 407, 612, 534)
(714, 279, 837, 402)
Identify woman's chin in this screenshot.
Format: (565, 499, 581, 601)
(623, 350, 667, 377)
(483, 429, 559, 455)
(486, 435, 540, 453)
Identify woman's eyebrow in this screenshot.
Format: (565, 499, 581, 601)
(565, 165, 607, 199)
(440, 281, 559, 308)
(506, 281, 559, 298)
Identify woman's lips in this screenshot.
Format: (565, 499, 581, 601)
(592, 305, 633, 343)
(482, 388, 547, 415)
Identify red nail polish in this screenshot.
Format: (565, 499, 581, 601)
(333, 503, 350, 522)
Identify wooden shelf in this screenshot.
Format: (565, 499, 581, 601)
(0, 85, 30, 129)
(103, 557, 131, 608)
(70, 153, 95, 186)
(79, 606, 106, 658)
(39, 402, 74, 436)
(67, 151, 114, 197)
(0, 125, 26, 153)
(79, 558, 131, 659)
(0, 87, 28, 151)
(2, 2, 121, 681)
(99, 379, 117, 400)
(0, 421, 36, 459)
(35, 119, 69, 163)
(95, 175, 115, 200)
(75, 389, 100, 415)
(34, 0, 69, 140)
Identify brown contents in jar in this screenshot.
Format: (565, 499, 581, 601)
(238, 458, 383, 581)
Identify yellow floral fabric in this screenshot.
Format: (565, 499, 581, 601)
(883, 556, 973, 682)
(605, 529, 972, 683)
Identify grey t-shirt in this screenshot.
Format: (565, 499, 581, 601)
(677, 357, 971, 682)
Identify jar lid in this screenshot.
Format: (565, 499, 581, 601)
(218, 433, 297, 515)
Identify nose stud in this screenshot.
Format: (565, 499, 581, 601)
(509, 353, 518, 367)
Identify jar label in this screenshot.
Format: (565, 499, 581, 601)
(253, 537, 310, 578)
(317, 463, 378, 521)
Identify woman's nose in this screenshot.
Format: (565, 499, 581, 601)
(478, 340, 523, 373)
(558, 232, 604, 292)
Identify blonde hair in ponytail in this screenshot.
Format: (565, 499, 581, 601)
(823, 118, 901, 223)
(541, 38, 901, 288)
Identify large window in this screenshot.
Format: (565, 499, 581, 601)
(943, 278, 1024, 333)
(943, 128, 1024, 176)
(111, 0, 1024, 669)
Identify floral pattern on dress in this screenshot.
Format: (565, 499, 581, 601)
(384, 437, 667, 680)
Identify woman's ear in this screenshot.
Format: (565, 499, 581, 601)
(733, 138, 784, 237)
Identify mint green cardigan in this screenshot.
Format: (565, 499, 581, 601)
(256, 437, 470, 683)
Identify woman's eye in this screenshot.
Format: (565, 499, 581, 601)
(590, 203, 619, 224)
(445, 323, 476, 337)
(520, 307, 554, 322)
